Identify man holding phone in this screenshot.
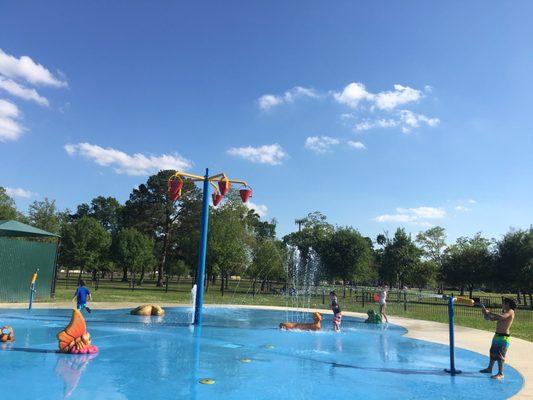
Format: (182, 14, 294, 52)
(479, 298, 516, 379)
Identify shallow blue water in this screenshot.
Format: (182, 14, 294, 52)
(0, 307, 523, 400)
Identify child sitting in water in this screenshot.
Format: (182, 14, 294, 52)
(72, 280, 92, 314)
(330, 291, 342, 332)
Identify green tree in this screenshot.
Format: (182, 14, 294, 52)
(442, 234, 493, 298)
(380, 228, 422, 289)
(249, 238, 286, 293)
(244, 209, 277, 240)
(208, 194, 251, 296)
(406, 260, 438, 289)
(89, 196, 122, 232)
(0, 187, 21, 221)
(28, 198, 61, 234)
(494, 228, 533, 303)
(318, 227, 373, 285)
(60, 216, 111, 280)
(116, 228, 155, 289)
(122, 170, 201, 286)
(283, 211, 333, 265)
(416, 226, 446, 291)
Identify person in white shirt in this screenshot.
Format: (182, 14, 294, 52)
(379, 285, 389, 323)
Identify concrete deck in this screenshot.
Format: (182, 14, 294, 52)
(2, 302, 531, 399)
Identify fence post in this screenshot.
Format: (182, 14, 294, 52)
(322, 289, 325, 305)
(343, 285, 346, 299)
(403, 291, 407, 311)
(362, 291, 365, 308)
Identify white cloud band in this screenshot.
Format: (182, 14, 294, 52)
(64, 142, 192, 176)
(227, 143, 288, 165)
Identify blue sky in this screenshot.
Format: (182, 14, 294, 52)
(1, 1, 532, 242)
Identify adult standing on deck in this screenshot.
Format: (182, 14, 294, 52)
(479, 298, 516, 380)
(379, 285, 389, 323)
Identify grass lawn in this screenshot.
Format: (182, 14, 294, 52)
(48, 276, 533, 342)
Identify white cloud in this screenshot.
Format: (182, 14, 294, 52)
(304, 136, 340, 154)
(374, 206, 446, 226)
(354, 121, 374, 131)
(5, 187, 36, 198)
(353, 111, 438, 133)
(340, 113, 355, 120)
(258, 86, 318, 110)
(354, 118, 399, 131)
(0, 99, 25, 141)
(0, 77, 49, 106)
(64, 142, 193, 176)
(258, 95, 282, 110)
(331, 82, 437, 133)
(454, 199, 476, 212)
(455, 205, 469, 212)
(373, 84, 422, 110)
(245, 201, 268, 218)
(333, 82, 372, 109)
(333, 82, 422, 110)
(227, 143, 287, 165)
(375, 214, 414, 223)
(399, 110, 440, 133)
(0, 48, 67, 87)
(397, 206, 446, 219)
(347, 140, 366, 150)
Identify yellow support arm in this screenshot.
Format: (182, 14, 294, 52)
(170, 171, 205, 181)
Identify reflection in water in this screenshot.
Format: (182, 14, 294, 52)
(189, 325, 202, 400)
(55, 354, 97, 398)
(379, 325, 390, 362)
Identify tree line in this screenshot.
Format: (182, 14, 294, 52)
(1, 176, 532, 301)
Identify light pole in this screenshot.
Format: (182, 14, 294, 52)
(168, 169, 252, 326)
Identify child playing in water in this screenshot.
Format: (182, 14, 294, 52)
(72, 280, 92, 314)
(330, 291, 342, 332)
(479, 298, 516, 379)
(379, 285, 389, 323)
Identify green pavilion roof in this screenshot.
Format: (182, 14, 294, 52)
(0, 220, 60, 238)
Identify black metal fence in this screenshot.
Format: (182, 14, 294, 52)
(278, 285, 533, 322)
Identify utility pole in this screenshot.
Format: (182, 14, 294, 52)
(295, 218, 306, 232)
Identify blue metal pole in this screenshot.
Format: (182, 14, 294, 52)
(194, 168, 210, 326)
(29, 284, 34, 310)
(444, 296, 461, 375)
(28, 269, 38, 310)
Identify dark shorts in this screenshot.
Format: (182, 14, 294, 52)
(77, 302, 87, 310)
(490, 334, 510, 361)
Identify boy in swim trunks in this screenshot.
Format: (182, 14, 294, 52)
(72, 280, 92, 314)
(479, 298, 516, 379)
(330, 291, 342, 332)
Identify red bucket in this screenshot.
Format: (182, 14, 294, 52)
(218, 178, 231, 196)
(212, 193, 224, 206)
(239, 188, 252, 203)
(168, 179, 183, 202)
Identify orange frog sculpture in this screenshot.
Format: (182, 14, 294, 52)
(279, 312, 322, 331)
(57, 309, 99, 355)
(0, 326, 15, 342)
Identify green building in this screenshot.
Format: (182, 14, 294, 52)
(0, 220, 60, 302)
